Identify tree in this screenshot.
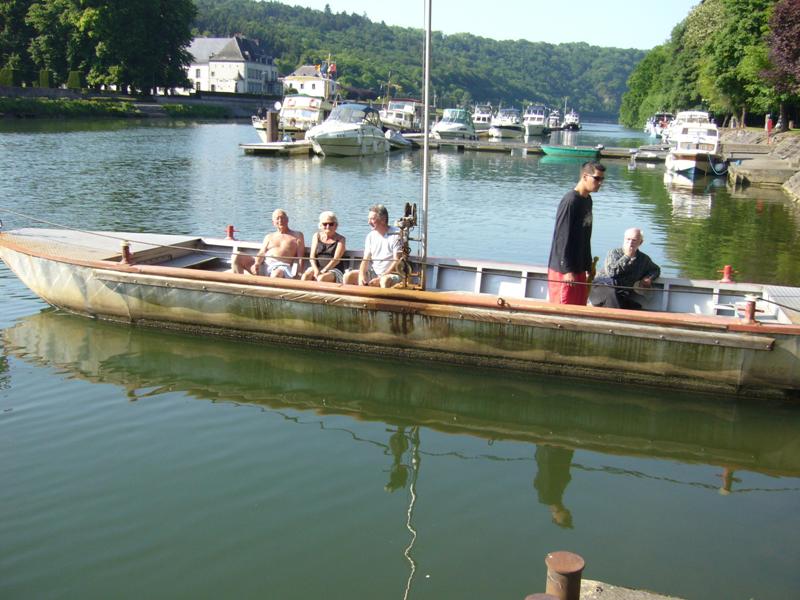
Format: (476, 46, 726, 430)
(765, 0, 800, 129)
(0, 0, 36, 80)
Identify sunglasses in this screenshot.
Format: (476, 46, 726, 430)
(588, 174, 605, 182)
(322, 222, 337, 227)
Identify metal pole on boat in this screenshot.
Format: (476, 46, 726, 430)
(421, 0, 432, 288)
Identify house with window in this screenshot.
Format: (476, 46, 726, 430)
(186, 36, 280, 94)
(282, 65, 339, 100)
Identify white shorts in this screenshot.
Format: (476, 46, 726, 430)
(260, 259, 293, 278)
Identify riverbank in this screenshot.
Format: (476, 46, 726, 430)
(720, 127, 800, 201)
(0, 96, 229, 119)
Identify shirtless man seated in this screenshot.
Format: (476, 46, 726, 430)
(231, 208, 305, 278)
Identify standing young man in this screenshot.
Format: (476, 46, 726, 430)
(547, 161, 605, 305)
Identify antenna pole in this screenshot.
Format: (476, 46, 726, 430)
(421, 0, 432, 286)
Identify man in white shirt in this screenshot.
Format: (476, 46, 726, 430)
(344, 204, 402, 287)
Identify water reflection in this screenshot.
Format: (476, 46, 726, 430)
(6, 310, 800, 488)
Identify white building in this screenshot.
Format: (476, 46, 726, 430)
(186, 36, 279, 94)
(282, 65, 339, 100)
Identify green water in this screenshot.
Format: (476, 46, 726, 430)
(1, 119, 799, 599)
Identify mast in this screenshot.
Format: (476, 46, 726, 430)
(421, 0, 432, 280)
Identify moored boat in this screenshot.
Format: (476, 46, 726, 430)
(471, 104, 493, 136)
(252, 64, 339, 141)
(546, 109, 561, 131)
(540, 144, 600, 158)
(379, 98, 425, 132)
(432, 108, 476, 140)
(1, 226, 799, 399)
(488, 107, 523, 139)
(644, 112, 674, 138)
(305, 103, 390, 157)
(664, 111, 727, 178)
(562, 109, 581, 130)
(523, 104, 548, 136)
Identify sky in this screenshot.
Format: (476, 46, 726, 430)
(283, 0, 699, 50)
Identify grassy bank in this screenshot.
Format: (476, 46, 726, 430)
(0, 97, 230, 119)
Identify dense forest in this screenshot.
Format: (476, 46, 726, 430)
(190, 0, 645, 118)
(1, 0, 645, 118)
(620, 0, 800, 129)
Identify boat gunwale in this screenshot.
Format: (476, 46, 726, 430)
(2, 230, 799, 337)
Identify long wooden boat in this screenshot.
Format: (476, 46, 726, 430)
(1, 227, 800, 399)
(540, 144, 600, 158)
(7, 310, 800, 480)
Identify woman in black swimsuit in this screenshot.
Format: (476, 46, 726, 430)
(301, 211, 347, 283)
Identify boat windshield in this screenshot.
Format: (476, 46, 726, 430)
(329, 105, 372, 124)
(442, 109, 468, 123)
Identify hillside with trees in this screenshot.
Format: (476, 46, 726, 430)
(191, 0, 645, 119)
(620, 0, 800, 129)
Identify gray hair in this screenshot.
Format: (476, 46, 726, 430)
(368, 203, 389, 224)
(319, 210, 338, 227)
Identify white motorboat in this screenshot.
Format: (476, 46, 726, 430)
(306, 103, 390, 157)
(253, 64, 339, 141)
(664, 111, 727, 178)
(488, 107, 523, 138)
(432, 108, 476, 140)
(523, 104, 548, 136)
(644, 112, 674, 138)
(562, 109, 581, 130)
(661, 110, 710, 144)
(546, 109, 561, 131)
(379, 98, 425, 132)
(471, 104, 493, 136)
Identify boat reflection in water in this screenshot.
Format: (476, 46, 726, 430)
(6, 310, 800, 494)
(663, 171, 724, 219)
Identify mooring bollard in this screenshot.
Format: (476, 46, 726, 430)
(718, 264, 735, 283)
(544, 551, 585, 600)
(741, 299, 757, 324)
(120, 241, 132, 265)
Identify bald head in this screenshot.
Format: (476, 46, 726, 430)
(623, 228, 643, 257)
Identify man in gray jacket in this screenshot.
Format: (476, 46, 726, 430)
(589, 228, 660, 310)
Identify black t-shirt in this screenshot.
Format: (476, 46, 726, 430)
(547, 189, 593, 274)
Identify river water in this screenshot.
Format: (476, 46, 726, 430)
(1, 119, 799, 599)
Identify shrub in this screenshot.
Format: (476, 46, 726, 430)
(66, 71, 83, 90)
(39, 70, 53, 88)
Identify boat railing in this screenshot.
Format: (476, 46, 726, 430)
(159, 237, 791, 322)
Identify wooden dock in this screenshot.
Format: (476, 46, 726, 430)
(240, 136, 667, 161)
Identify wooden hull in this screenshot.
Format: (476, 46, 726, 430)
(2, 230, 800, 399)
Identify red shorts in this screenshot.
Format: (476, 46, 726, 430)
(548, 269, 589, 305)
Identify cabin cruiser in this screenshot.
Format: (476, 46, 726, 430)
(305, 103, 390, 157)
(661, 110, 711, 144)
(665, 117, 727, 178)
(523, 104, 548, 136)
(488, 107, 523, 138)
(562, 109, 581, 130)
(664, 111, 727, 178)
(379, 98, 424, 132)
(432, 108, 476, 140)
(546, 109, 561, 131)
(644, 112, 674, 138)
(252, 64, 339, 141)
(471, 104, 493, 136)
